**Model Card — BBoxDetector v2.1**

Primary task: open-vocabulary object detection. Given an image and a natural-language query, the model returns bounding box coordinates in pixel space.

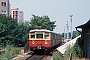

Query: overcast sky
[9,0,90,33]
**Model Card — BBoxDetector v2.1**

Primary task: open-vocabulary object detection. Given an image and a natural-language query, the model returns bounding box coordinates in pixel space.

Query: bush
[0,44,20,59]
[53,37,82,60]
[73,38,82,58]
[53,52,63,60]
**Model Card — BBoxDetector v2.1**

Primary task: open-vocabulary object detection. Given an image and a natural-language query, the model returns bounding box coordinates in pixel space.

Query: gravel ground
[41,56,53,60]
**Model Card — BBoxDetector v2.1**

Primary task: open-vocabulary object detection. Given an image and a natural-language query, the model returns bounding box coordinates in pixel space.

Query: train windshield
[36,32,43,38]
[31,32,35,38]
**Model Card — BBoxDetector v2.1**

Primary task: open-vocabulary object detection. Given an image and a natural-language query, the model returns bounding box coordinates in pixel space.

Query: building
[76,20,90,58]
[11,8,24,22]
[18,11,24,22]
[0,0,10,16]
[11,8,18,20]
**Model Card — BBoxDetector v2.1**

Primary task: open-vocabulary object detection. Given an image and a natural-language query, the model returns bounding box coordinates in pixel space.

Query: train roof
[30,29,51,32]
[30,29,61,35]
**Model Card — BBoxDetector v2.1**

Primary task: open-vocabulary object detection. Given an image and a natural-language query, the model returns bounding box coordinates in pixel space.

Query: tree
[13,22,30,46]
[73,31,81,38]
[0,14,18,46]
[0,14,30,47]
[30,15,56,31]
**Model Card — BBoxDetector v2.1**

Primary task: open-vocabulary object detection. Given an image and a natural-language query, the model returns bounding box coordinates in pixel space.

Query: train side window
[31,32,35,38]
[45,32,49,39]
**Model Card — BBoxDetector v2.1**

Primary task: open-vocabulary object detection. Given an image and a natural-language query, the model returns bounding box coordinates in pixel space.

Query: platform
[56,35,81,54]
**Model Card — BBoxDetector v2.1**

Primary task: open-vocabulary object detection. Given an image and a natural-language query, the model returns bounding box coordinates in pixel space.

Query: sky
[9,0,90,33]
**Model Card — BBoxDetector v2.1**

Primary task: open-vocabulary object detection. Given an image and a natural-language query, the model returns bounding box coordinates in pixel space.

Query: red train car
[29,29,62,53]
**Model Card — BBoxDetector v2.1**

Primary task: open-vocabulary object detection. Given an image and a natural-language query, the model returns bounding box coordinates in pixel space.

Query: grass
[53,51,64,60]
[0,43,4,50]
[53,46,80,60]
[0,44,20,60]
[53,38,82,60]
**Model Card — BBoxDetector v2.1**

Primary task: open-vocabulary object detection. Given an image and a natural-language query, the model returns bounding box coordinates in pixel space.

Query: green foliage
[53,52,63,60]
[73,31,81,38]
[64,37,82,59]
[0,14,30,47]
[53,37,82,60]
[0,14,17,46]
[73,38,82,58]
[13,22,30,46]
[30,15,56,31]
[0,44,19,60]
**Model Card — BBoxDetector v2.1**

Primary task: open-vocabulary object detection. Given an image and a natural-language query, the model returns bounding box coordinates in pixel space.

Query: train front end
[29,29,51,53]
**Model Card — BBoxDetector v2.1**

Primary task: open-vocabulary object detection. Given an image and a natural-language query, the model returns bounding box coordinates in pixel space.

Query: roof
[30,29,51,32]
[76,20,90,29]
[30,29,61,35]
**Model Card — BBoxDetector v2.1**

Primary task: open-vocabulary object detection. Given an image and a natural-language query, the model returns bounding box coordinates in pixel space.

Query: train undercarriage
[30,43,61,54]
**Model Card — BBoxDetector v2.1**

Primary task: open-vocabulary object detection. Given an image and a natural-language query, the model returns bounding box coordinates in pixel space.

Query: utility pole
[70,15,73,40]
[66,21,69,39]
[64,27,65,40]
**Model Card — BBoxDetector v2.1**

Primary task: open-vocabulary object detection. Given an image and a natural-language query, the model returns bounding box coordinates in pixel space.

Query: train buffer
[56,35,81,55]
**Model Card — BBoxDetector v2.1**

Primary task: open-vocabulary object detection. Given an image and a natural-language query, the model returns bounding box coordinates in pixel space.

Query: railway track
[12,47,54,60]
[12,50,52,60]
[11,51,33,60]
[26,55,45,60]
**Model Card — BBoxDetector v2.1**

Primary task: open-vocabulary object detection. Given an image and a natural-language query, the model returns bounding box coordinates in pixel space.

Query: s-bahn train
[29,29,62,53]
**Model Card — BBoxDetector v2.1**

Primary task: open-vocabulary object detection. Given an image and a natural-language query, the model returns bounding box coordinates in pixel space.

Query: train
[29,29,62,53]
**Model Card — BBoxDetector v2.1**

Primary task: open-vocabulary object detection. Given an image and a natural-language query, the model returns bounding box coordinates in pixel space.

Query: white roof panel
[30,29,51,32]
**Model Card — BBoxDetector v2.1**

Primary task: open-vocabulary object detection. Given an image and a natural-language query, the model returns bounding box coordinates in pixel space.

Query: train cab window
[45,32,49,39]
[36,32,43,38]
[31,32,35,38]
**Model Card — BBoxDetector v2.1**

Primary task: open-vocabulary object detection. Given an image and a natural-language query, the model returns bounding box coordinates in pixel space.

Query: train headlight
[32,40,35,44]
[45,40,47,44]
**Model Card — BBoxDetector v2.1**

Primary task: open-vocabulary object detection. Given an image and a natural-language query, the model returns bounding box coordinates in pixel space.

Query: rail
[26,55,45,60]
